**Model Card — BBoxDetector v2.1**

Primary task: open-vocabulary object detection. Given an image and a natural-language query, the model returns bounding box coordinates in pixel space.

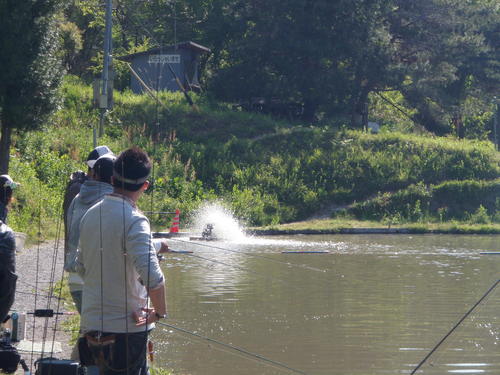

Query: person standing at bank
[63,145,112,296]
[77,147,167,375]
[65,151,115,313]
[0,175,20,323]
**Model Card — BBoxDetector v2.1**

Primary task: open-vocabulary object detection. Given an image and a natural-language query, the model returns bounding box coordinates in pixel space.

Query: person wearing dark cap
[77,147,167,375]
[0,175,20,323]
[65,153,116,314]
[63,146,113,267]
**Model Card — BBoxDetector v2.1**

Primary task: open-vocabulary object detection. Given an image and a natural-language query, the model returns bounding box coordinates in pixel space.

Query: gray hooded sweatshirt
[65,180,113,290]
[77,194,164,333]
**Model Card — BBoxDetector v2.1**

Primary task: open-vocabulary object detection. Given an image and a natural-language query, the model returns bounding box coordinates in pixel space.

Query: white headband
[113,170,149,185]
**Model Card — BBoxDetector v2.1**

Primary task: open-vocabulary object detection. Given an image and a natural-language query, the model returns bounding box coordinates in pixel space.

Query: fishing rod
[410,279,500,374]
[157,321,310,375]
[168,248,314,292]
[169,237,327,273]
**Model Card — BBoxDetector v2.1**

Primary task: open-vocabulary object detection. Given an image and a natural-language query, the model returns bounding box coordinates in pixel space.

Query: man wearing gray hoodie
[65,152,115,313]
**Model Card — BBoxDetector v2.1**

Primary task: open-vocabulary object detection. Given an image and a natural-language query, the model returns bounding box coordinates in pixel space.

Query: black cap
[93,154,116,182]
[86,145,113,168]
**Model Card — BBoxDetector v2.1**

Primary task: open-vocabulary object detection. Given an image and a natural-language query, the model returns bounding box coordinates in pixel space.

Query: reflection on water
[154,234,500,375]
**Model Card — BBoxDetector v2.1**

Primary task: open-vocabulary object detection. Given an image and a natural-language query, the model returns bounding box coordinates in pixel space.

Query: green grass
[256,218,500,234]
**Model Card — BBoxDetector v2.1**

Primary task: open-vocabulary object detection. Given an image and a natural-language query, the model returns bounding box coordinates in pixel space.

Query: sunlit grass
[257,218,500,234]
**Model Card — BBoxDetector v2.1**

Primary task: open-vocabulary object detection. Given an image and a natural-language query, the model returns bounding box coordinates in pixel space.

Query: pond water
[152,234,500,375]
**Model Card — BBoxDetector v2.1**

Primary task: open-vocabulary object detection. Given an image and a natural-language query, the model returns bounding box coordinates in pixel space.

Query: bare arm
[152,239,170,254]
[149,282,167,316]
[133,282,167,326]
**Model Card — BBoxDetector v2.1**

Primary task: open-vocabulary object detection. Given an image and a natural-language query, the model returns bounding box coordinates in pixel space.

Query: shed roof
[117,41,211,62]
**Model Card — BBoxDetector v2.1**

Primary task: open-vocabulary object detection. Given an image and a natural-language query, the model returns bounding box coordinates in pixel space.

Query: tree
[207,0,403,123]
[63,0,498,138]
[388,0,500,135]
[0,0,64,173]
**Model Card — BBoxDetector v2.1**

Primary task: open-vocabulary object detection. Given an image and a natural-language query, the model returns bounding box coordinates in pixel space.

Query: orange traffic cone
[169,209,180,233]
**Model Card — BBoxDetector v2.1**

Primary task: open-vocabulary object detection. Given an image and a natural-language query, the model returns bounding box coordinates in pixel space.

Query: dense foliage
[7,79,500,236]
[350,179,500,224]
[60,0,500,142]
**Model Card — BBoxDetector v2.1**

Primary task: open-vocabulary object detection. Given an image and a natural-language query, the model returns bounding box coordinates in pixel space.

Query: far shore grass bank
[252,219,500,235]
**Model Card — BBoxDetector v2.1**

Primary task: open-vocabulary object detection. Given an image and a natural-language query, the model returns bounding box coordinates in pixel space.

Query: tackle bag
[0,339,21,374]
[35,357,81,375]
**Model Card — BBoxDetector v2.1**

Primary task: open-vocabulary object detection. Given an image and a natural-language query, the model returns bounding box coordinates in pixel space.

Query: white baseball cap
[86,145,113,168]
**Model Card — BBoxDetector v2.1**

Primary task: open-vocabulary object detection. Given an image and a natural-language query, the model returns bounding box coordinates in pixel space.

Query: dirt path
[10,239,74,373]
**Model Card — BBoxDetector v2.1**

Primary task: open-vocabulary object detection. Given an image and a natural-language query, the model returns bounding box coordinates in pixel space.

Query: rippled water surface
[152,234,500,375]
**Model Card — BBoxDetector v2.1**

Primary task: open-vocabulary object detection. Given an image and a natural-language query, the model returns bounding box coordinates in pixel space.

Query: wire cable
[169,237,327,273]
[410,279,500,374]
[169,250,319,293]
[157,321,310,375]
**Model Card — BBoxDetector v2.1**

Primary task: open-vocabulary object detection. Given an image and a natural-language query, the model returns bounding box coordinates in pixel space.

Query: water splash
[190,202,247,241]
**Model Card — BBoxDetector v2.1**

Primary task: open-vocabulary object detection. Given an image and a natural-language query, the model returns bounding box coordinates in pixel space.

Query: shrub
[431,179,500,219]
[468,205,491,224]
[349,179,500,222]
[350,182,431,221]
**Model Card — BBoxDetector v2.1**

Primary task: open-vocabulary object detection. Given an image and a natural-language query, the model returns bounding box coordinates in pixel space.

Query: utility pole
[494,96,499,151]
[95,0,113,147]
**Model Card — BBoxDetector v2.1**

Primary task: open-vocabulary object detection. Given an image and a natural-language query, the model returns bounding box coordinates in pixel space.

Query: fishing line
[47,218,69,360]
[120,161,131,375]
[39,185,68,362]
[410,279,500,375]
[169,237,327,273]
[178,253,303,290]
[157,321,310,375]
[25,176,61,370]
[29,178,43,369]
[141,22,164,365]
[169,249,321,293]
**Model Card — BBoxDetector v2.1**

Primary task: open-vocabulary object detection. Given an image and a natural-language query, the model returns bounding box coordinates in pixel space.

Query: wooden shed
[118,41,210,94]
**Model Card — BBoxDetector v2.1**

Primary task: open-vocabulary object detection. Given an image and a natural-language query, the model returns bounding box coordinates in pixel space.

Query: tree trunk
[453,113,464,139]
[350,88,369,129]
[302,99,318,123]
[0,120,12,174]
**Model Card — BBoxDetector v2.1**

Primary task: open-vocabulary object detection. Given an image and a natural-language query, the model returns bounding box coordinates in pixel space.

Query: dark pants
[80,330,149,375]
[0,270,17,323]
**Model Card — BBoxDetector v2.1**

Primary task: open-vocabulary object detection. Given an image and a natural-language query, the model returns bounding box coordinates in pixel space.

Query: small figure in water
[202,223,214,240]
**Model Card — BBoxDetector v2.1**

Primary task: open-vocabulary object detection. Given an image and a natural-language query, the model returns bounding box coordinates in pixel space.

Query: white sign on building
[148,54,181,64]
